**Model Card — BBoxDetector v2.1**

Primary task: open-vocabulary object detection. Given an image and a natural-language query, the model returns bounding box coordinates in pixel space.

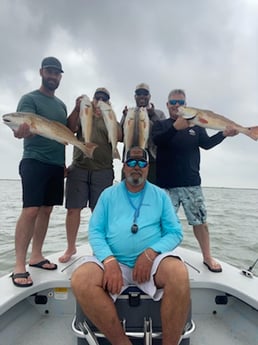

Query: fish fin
[246,126,258,141]
[198,117,209,124]
[113,148,121,160]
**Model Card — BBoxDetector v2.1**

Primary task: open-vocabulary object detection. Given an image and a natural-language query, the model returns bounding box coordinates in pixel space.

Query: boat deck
[1,283,257,345]
[0,245,257,345]
[1,297,256,345]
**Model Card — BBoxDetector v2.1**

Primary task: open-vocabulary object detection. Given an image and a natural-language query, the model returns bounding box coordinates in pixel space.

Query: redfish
[177,106,258,141]
[79,94,93,143]
[98,100,121,159]
[2,112,97,158]
[123,107,150,153]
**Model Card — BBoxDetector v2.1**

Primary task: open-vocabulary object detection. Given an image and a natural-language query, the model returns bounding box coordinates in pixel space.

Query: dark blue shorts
[19,158,64,208]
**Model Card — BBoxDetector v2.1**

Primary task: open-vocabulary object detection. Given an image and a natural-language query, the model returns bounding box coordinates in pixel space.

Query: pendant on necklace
[131,224,139,234]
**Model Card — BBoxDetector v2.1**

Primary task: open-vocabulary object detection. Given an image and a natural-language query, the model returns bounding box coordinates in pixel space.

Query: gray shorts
[78,251,181,301]
[65,165,114,209]
[166,186,207,226]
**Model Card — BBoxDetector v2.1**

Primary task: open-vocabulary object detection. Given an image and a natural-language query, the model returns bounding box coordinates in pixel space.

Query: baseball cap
[125,147,149,162]
[41,56,64,73]
[94,87,110,99]
[135,83,150,93]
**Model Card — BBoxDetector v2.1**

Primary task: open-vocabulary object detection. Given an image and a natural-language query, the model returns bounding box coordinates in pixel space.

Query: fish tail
[80,142,98,158]
[113,148,121,160]
[244,126,258,141]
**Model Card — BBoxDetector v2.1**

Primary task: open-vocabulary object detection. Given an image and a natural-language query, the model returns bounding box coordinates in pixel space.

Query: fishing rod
[241,257,258,278]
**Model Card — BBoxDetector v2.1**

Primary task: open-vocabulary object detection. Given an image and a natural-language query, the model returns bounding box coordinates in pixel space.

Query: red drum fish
[98,100,121,159]
[79,94,93,143]
[2,112,97,158]
[123,107,150,153]
[177,106,258,141]
[138,107,150,149]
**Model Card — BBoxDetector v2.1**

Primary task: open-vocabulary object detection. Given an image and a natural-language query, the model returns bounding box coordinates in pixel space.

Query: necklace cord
[124,181,146,225]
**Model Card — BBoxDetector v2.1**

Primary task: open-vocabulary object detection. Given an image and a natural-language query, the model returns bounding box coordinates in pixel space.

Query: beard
[136,98,148,107]
[42,77,60,91]
[126,174,145,186]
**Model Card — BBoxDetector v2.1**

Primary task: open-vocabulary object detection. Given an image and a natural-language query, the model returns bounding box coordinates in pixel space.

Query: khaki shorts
[78,251,181,301]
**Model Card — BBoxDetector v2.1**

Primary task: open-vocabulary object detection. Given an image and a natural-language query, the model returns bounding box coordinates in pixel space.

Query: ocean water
[0,179,258,277]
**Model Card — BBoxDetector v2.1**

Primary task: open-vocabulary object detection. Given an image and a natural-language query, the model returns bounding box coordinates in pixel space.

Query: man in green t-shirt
[11,57,67,287]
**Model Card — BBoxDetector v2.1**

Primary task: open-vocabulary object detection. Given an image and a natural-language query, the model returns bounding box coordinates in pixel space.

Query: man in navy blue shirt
[152,89,238,272]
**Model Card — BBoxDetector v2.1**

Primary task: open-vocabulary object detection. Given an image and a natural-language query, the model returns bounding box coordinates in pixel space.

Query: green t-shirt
[73,115,114,170]
[17,90,67,167]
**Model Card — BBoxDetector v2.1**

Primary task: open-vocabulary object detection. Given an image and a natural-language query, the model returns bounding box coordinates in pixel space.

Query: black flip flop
[29,259,58,270]
[10,272,33,288]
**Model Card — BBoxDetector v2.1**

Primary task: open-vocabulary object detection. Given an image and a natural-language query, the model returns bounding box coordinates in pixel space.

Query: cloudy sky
[0,0,257,188]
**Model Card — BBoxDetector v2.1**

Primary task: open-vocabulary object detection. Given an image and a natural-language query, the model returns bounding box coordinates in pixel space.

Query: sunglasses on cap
[135,89,149,96]
[125,159,148,168]
[94,93,110,102]
[169,99,185,106]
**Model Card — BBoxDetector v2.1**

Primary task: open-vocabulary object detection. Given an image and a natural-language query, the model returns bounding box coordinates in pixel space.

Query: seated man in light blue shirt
[71,146,190,345]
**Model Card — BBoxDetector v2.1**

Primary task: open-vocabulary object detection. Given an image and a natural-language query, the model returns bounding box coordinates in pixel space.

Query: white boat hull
[0,245,257,345]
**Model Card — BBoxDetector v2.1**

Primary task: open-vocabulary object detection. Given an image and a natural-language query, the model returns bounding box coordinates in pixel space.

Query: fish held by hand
[138,107,149,149]
[123,107,150,153]
[123,107,135,154]
[79,94,93,143]
[2,112,97,158]
[177,106,258,141]
[98,100,121,159]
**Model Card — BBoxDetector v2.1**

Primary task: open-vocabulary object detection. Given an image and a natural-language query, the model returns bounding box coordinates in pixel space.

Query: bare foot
[58,250,76,263]
[203,257,222,272]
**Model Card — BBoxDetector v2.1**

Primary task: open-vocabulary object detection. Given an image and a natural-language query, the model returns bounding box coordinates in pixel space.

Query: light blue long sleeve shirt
[89,181,183,268]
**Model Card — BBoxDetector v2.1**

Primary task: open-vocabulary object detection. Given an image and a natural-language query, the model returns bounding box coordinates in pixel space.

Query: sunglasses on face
[125,159,148,168]
[135,90,149,96]
[94,93,110,102]
[169,99,185,106]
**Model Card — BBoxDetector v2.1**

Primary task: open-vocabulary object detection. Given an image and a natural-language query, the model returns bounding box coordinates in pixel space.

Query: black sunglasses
[94,93,110,102]
[135,90,149,96]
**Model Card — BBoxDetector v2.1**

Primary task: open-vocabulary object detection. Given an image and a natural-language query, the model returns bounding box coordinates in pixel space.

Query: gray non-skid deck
[1,289,257,345]
[1,312,255,345]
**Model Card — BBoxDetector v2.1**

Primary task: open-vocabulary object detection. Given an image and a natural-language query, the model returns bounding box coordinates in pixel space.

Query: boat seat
[72,285,195,345]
